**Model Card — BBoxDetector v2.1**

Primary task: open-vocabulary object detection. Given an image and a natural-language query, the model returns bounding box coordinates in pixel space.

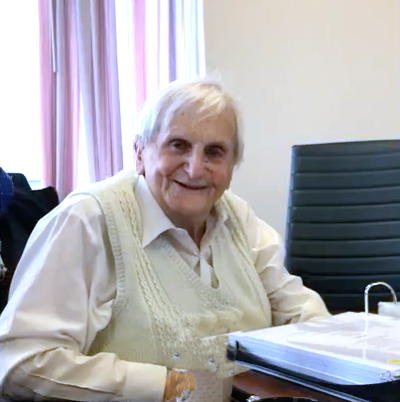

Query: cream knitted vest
[80,171,270,377]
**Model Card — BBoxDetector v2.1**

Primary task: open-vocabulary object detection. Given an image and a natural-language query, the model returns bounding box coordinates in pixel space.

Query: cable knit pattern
[113,179,239,375]
[217,195,271,315]
[78,170,269,399]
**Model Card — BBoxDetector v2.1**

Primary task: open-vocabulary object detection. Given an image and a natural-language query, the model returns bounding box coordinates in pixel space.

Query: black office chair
[285,139,400,313]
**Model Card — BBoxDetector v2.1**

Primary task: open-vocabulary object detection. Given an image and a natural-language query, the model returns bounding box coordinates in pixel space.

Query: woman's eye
[206,146,224,158]
[170,140,189,151]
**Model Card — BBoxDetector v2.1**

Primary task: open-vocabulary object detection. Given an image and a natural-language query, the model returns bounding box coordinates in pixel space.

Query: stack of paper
[229,312,400,385]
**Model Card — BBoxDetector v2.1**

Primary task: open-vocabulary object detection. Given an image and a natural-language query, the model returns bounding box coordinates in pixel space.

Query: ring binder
[364,281,397,316]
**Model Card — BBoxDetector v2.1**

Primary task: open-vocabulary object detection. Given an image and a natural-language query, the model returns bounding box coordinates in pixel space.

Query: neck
[187,222,206,247]
[170,215,207,247]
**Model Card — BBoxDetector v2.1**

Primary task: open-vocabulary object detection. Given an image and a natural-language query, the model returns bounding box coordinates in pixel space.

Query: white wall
[204,0,400,235]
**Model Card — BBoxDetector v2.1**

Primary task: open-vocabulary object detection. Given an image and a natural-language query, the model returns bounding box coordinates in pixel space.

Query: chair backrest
[0,173,59,312]
[285,139,400,313]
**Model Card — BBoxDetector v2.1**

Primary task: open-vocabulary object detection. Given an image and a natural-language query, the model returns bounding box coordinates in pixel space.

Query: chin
[171,202,210,220]
[175,205,208,217]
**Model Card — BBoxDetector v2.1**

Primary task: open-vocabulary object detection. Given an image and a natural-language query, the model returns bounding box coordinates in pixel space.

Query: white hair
[135,79,243,164]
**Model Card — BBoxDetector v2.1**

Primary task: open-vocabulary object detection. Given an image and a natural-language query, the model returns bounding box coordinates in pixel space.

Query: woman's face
[136,107,236,230]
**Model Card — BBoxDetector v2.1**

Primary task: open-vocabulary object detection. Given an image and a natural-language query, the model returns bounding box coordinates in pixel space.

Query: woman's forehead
[166,104,235,131]
[160,116,235,149]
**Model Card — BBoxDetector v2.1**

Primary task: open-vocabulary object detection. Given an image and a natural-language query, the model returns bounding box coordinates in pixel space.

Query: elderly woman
[0,80,329,401]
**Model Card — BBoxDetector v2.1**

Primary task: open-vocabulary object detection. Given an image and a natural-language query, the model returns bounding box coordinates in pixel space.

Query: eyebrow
[164,130,233,149]
[206,141,229,148]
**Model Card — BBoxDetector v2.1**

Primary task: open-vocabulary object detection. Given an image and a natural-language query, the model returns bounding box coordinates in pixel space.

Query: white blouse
[0,176,329,401]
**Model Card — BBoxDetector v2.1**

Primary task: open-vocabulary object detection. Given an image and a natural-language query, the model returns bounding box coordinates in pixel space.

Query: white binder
[229,312,400,385]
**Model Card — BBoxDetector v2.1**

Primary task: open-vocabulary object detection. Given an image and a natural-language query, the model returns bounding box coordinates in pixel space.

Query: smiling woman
[134,83,238,244]
[0,79,329,402]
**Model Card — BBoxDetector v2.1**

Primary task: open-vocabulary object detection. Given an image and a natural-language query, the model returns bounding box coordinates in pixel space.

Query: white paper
[229,312,400,385]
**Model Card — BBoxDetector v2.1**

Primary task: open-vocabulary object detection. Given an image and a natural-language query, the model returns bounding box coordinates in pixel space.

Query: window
[0,1,43,188]
[0,0,204,190]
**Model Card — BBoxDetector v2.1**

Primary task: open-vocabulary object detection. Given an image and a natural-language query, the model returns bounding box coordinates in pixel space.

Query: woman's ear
[134,136,145,175]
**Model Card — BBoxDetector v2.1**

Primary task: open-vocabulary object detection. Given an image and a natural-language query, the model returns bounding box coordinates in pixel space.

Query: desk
[233,371,346,401]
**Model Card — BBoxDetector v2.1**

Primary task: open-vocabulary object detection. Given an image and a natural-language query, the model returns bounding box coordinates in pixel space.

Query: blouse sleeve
[0,195,166,401]
[229,192,330,326]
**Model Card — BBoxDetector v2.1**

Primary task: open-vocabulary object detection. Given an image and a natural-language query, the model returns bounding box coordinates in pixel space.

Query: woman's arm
[0,195,166,401]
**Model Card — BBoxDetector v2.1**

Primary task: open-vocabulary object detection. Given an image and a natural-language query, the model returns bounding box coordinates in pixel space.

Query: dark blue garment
[0,167,14,215]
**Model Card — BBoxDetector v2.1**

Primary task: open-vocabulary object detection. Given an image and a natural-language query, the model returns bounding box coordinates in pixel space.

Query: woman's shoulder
[71,170,138,198]
[222,189,281,245]
[39,193,104,230]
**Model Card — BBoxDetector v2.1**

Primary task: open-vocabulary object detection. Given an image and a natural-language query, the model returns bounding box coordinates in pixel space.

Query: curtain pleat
[133,0,147,112]
[38,0,55,186]
[39,0,79,199]
[76,0,123,182]
[168,0,177,82]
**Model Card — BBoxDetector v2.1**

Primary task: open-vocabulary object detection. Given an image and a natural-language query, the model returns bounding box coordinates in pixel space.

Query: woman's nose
[186,150,206,179]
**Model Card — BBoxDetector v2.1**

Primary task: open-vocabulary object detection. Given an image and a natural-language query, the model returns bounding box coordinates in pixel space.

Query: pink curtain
[131,0,204,110]
[76,0,123,182]
[38,0,79,199]
[133,0,146,112]
[38,0,203,194]
[39,0,123,194]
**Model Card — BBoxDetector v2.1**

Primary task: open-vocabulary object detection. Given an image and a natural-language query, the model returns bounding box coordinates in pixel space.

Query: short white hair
[136,79,243,164]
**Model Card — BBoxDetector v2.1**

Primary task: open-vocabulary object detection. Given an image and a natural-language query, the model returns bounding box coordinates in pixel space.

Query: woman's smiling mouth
[173,180,208,190]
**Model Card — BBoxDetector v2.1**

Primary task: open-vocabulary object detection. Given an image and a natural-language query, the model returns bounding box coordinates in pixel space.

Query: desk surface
[233,370,345,401]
